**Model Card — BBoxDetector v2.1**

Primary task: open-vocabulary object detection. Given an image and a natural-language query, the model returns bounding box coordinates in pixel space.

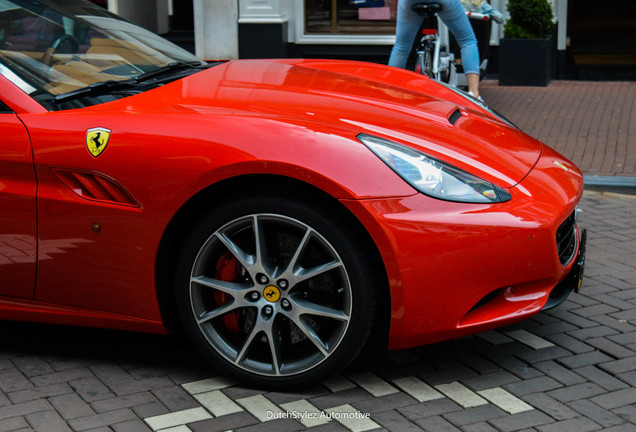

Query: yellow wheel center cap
[263,286,280,302]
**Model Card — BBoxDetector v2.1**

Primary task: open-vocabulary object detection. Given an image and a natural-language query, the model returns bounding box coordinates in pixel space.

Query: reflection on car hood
[105,59,543,187]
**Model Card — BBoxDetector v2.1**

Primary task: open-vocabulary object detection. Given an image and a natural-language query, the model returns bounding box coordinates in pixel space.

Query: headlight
[359,134,511,203]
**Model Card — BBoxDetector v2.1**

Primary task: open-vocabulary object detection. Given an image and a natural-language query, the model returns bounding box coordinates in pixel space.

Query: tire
[423,43,434,78]
[437,50,451,83]
[174,194,376,388]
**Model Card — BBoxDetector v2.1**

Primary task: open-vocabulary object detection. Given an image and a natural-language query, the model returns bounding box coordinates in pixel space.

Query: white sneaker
[467,91,484,102]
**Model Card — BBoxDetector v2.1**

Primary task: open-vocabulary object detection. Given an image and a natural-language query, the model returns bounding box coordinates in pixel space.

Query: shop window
[305,0,397,35]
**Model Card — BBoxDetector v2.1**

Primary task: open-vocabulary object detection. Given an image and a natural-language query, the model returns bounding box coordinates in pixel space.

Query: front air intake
[556,210,577,265]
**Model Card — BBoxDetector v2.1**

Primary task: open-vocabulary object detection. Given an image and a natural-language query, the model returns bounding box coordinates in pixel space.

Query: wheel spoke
[252,215,270,271]
[285,227,312,274]
[289,315,330,356]
[283,228,343,285]
[266,321,283,375]
[233,317,282,375]
[191,275,249,296]
[197,302,240,324]
[234,323,260,365]
[216,231,254,269]
[294,259,343,284]
[291,296,349,322]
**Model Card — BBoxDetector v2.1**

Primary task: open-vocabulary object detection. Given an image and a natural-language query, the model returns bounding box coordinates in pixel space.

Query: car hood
[110,59,543,187]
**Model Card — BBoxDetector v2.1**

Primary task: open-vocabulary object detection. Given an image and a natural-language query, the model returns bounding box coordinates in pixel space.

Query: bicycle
[411,2,495,89]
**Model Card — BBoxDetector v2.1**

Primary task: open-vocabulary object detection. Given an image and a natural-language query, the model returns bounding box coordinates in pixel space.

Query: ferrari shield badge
[86,127,111,157]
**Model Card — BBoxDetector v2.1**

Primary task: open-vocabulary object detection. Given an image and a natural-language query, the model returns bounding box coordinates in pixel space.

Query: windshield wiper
[133,60,208,83]
[53,79,143,105]
[53,61,210,106]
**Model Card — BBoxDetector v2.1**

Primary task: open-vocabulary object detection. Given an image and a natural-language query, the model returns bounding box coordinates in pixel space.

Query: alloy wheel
[188,213,353,377]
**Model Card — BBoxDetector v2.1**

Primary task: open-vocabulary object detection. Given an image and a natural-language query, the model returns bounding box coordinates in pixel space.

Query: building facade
[106,0,636,80]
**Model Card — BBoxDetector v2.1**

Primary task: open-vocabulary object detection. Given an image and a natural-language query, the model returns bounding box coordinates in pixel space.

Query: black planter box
[498,36,553,86]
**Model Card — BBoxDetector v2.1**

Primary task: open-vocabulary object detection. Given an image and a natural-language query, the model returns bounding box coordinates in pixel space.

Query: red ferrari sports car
[0,0,585,387]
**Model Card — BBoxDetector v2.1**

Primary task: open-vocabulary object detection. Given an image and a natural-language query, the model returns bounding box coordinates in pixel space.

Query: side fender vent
[52,169,139,207]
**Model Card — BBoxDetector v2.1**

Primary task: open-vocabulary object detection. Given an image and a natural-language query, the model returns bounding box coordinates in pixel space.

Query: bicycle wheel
[435,49,453,83]
[415,42,434,78]
[423,43,434,78]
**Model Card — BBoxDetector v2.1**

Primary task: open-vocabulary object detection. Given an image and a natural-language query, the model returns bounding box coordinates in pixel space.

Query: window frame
[293,0,396,45]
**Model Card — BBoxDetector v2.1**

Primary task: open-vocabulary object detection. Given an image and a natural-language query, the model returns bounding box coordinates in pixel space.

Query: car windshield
[0,0,207,110]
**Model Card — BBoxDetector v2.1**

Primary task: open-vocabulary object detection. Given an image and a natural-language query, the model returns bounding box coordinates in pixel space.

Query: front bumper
[342,145,585,350]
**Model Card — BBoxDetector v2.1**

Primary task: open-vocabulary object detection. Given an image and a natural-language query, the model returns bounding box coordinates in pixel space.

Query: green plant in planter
[504,0,554,39]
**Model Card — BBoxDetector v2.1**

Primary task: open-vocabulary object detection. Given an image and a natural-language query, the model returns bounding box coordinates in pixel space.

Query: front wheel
[174,195,377,388]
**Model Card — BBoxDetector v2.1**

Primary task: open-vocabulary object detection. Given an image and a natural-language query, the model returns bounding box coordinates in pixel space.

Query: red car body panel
[344,145,582,349]
[0,57,584,349]
[0,111,37,299]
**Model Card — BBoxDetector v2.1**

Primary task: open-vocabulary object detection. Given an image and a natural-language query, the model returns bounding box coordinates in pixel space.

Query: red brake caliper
[214,251,241,334]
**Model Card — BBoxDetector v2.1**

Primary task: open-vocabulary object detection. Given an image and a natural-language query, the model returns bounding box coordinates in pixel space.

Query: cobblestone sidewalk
[1,189,635,432]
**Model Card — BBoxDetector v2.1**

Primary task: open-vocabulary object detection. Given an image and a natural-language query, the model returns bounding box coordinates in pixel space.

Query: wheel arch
[155,173,391,350]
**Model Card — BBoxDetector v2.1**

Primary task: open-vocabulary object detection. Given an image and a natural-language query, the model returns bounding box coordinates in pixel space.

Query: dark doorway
[164,1,195,54]
[566,0,636,79]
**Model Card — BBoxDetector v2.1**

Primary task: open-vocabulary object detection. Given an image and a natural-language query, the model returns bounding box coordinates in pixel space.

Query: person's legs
[389,0,481,97]
[466,73,480,98]
[388,0,423,69]
[436,0,481,97]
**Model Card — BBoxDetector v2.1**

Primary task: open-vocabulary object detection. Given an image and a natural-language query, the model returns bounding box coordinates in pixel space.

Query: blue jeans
[388,0,480,75]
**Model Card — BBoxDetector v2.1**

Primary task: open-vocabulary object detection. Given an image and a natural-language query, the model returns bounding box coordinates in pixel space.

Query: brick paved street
[1,81,635,432]
[481,80,636,178]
